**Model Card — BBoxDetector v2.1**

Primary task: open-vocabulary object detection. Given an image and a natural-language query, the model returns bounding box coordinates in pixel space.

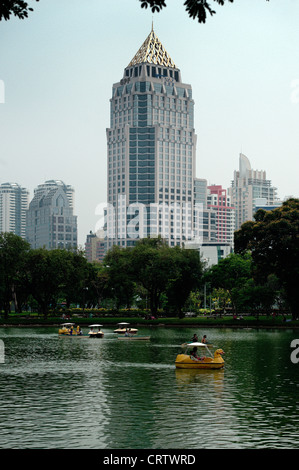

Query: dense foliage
[1,197,298,320]
[0,234,203,318]
[0,0,39,21]
[1,1,271,23]
[234,198,299,320]
[140,0,269,23]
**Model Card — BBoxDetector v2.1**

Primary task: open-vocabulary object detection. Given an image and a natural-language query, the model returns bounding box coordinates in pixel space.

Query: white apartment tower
[0,182,29,239]
[229,153,278,230]
[207,184,235,247]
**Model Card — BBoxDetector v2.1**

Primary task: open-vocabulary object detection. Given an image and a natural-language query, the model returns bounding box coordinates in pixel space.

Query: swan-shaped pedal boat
[58,323,83,336]
[175,342,225,369]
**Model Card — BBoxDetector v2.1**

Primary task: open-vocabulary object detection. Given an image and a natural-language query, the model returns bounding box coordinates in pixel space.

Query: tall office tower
[229,153,278,230]
[26,180,77,249]
[207,185,235,247]
[106,26,198,250]
[0,182,29,239]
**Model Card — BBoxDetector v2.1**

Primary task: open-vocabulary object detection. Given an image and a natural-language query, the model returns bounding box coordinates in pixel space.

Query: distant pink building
[207,185,235,247]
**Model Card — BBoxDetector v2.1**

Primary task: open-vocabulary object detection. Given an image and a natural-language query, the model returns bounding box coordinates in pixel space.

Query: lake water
[0,325,298,449]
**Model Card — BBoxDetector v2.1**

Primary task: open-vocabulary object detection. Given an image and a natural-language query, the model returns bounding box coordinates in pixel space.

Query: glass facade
[129,127,155,205]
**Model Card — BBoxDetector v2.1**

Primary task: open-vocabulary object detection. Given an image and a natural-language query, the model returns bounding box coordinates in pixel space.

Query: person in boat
[190,347,201,360]
[125,328,132,337]
[76,325,82,335]
[192,333,198,342]
[201,335,207,344]
[190,347,206,361]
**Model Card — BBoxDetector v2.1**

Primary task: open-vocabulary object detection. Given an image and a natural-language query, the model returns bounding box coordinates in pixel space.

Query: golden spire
[127,28,176,68]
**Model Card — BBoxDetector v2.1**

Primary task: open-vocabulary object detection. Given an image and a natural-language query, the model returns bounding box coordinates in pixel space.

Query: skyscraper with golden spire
[105,26,198,249]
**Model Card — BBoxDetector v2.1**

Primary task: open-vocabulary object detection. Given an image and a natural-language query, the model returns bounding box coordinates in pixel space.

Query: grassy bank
[0,313,298,328]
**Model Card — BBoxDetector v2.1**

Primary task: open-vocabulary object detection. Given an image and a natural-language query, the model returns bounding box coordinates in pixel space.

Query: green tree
[204,252,252,314]
[234,198,299,320]
[0,0,39,21]
[87,262,110,308]
[103,245,136,309]
[24,248,74,317]
[0,232,31,317]
[230,278,277,316]
[165,246,203,317]
[62,249,93,309]
[140,0,269,24]
[130,237,176,316]
[211,287,231,312]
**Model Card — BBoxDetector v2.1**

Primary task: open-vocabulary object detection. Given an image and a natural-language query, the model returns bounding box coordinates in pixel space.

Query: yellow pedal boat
[175,342,225,370]
[58,323,83,336]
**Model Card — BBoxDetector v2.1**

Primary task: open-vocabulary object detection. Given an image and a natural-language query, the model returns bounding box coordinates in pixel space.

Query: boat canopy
[60,323,75,327]
[89,324,103,328]
[186,342,207,348]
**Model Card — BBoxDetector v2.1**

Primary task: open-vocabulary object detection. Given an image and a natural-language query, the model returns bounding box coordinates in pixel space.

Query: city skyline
[1,0,299,246]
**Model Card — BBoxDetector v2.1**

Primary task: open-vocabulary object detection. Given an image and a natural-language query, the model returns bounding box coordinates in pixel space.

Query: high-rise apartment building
[26,180,77,249]
[85,230,105,263]
[105,26,199,249]
[0,182,29,239]
[190,179,232,266]
[229,153,278,230]
[207,184,235,247]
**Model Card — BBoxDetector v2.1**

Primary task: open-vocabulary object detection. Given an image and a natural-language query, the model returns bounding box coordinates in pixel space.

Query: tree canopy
[0,232,204,318]
[0,1,39,21]
[0,0,271,23]
[140,0,269,24]
[234,198,299,319]
[102,236,203,317]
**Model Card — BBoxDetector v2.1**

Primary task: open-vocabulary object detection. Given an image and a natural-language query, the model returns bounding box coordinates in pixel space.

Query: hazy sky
[1,0,299,246]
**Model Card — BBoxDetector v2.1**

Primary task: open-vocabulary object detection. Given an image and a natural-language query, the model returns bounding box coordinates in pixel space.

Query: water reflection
[0,326,298,448]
